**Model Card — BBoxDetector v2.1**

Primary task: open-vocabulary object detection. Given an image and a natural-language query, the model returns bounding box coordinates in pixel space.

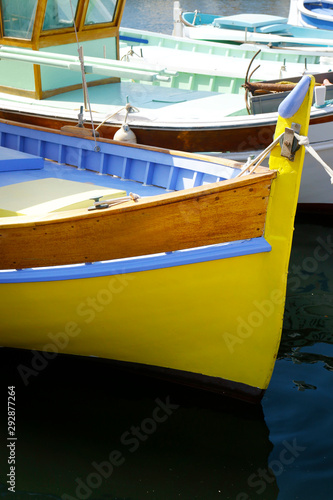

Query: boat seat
[0,178,127,217]
[257,23,291,33]
[0,146,44,172]
[212,14,288,30]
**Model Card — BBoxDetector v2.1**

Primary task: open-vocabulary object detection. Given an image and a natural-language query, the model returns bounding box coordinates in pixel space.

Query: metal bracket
[280,123,301,161]
[88,196,109,211]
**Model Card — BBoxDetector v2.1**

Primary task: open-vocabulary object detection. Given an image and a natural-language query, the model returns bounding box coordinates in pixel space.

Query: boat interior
[0,121,243,219]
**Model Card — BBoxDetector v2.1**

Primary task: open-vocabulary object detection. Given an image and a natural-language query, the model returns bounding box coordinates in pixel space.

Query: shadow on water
[0,347,278,500]
[1,215,332,500]
[279,212,333,375]
[261,212,333,500]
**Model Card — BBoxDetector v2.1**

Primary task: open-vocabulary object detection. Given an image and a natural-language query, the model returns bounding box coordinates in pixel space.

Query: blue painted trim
[300,13,333,30]
[314,98,333,109]
[119,35,149,44]
[0,237,271,284]
[278,75,311,119]
[0,146,44,171]
[0,122,235,184]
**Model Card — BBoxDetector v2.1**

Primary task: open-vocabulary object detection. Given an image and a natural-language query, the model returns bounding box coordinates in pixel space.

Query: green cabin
[0,0,126,98]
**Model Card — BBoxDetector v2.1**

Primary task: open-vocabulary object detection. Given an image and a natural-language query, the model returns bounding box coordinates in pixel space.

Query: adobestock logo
[236,438,307,499]
[288,234,333,291]
[223,289,284,353]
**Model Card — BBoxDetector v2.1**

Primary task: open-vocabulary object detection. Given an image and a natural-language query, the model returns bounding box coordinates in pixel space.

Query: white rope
[236,132,284,177]
[93,192,141,209]
[295,133,333,184]
[237,131,333,184]
[69,0,99,151]
[95,103,139,132]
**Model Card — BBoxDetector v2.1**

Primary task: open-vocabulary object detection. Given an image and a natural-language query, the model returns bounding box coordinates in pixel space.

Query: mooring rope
[236,132,284,177]
[295,133,333,183]
[95,102,139,132]
[237,131,333,184]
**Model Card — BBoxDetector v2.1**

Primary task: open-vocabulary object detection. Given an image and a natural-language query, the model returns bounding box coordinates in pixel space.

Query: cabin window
[1,0,37,39]
[85,0,118,25]
[42,0,79,31]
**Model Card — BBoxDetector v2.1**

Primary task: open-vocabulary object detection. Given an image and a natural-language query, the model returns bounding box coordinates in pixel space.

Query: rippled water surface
[0,1,333,499]
[121,0,292,34]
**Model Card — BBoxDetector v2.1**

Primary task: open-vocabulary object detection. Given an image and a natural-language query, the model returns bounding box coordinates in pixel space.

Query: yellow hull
[0,75,314,402]
[1,245,284,400]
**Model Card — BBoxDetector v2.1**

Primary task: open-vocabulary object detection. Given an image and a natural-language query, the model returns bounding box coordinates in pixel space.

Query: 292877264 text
[7,386,16,493]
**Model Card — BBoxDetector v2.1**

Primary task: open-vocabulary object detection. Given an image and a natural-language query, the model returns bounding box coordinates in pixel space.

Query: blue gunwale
[0,121,238,195]
[0,237,271,283]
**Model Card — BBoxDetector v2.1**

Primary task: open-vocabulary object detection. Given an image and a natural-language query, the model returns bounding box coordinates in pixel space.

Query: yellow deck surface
[0,178,126,216]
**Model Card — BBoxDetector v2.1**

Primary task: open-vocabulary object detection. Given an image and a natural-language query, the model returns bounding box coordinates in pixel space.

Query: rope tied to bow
[294,133,333,184]
[237,131,333,184]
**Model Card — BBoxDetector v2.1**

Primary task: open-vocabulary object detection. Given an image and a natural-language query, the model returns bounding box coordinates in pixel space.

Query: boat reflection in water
[279,217,333,378]
[0,347,279,499]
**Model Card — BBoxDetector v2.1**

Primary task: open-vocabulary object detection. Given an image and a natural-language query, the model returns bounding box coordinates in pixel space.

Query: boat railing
[0,46,177,83]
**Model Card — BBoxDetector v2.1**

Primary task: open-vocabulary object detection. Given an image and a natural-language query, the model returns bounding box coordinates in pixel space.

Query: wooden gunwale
[0,110,278,152]
[0,170,275,269]
[0,108,332,152]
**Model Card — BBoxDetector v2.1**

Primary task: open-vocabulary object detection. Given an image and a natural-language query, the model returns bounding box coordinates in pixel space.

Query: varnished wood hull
[0,108,273,152]
[0,172,274,270]
[1,108,333,153]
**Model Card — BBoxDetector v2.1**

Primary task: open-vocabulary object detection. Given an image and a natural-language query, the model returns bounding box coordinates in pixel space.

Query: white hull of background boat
[122,25,333,58]
[0,86,332,208]
[119,29,333,82]
[216,137,333,208]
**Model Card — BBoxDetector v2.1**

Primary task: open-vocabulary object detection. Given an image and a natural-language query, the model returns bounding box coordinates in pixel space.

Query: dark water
[1,1,333,499]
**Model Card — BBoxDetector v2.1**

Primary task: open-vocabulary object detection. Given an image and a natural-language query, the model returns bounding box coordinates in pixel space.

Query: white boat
[180,7,333,47]
[119,28,333,83]
[288,0,333,30]
[0,0,332,211]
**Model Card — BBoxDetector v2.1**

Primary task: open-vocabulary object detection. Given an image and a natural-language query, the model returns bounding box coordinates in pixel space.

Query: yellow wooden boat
[0,75,314,402]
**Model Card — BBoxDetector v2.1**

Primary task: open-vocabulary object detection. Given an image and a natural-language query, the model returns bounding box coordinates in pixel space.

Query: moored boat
[180,9,333,47]
[119,26,333,78]
[0,75,315,402]
[0,0,332,211]
[217,71,333,210]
